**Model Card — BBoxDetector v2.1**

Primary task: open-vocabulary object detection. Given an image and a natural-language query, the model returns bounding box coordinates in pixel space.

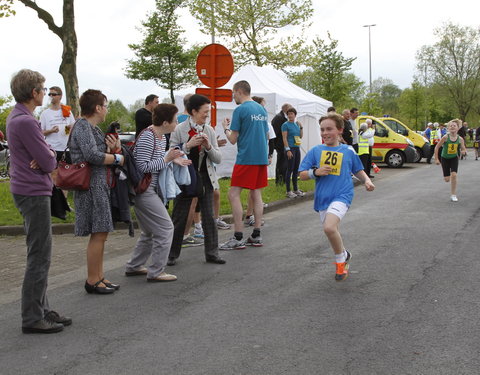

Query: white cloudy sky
[0,0,478,107]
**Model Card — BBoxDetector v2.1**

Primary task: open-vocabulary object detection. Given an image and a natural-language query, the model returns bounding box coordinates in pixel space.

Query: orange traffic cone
[371,163,381,173]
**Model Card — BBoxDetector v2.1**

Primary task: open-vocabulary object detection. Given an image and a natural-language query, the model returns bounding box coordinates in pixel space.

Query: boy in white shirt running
[299,113,375,281]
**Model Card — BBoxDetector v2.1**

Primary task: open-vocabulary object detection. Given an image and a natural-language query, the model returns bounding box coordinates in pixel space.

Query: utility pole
[363,24,376,93]
[424,64,428,127]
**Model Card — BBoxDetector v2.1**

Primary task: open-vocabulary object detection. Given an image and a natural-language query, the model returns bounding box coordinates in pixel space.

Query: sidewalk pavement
[0,177,367,305]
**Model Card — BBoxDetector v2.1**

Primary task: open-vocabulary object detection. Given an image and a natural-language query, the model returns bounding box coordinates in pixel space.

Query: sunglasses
[48,93,60,97]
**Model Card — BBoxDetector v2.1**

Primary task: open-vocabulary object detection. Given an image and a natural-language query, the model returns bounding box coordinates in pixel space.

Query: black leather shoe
[206,256,226,264]
[101,278,120,290]
[84,280,115,294]
[22,319,64,334]
[44,310,72,326]
[167,258,176,266]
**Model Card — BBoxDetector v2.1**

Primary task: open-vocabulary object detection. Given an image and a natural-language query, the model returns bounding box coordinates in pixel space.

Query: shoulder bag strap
[132,127,157,161]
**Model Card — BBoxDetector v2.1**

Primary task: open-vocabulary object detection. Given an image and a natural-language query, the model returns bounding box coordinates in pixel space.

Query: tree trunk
[19,0,80,117]
[59,0,79,117]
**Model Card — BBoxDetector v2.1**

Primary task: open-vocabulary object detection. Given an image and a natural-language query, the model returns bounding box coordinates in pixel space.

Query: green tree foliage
[99,99,133,132]
[0,0,15,17]
[289,34,363,106]
[428,84,457,123]
[189,0,313,69]
[128,99,145,127]
[398,81,455,130]
[0,95,14,136]
[398,81,425,130]
[0,0,80,116]
[125,0,199,104]
[371,77,402,116]
[360,93,382,117]
[417,22,480,120]
[344,73,367,106]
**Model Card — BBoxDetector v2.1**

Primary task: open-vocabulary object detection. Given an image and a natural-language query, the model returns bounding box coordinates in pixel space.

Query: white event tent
[175,65,332,178]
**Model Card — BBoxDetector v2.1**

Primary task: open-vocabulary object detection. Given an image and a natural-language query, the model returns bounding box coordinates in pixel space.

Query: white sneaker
[293,190,305,197]
[219,237,246,250]
[451,195,458,202]
[244,216,255,226]
[244,216,265,227]
[286,191,297,198]
[216,218,231,230]
[193,226,204,238]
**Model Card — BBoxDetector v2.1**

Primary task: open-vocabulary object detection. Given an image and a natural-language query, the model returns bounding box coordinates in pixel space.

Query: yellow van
[356,115,417,168]
[381,116,430,163]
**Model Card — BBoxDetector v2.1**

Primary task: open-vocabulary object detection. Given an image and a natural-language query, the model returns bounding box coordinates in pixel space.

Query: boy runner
[434,119,466,202]
[299,113,375,281]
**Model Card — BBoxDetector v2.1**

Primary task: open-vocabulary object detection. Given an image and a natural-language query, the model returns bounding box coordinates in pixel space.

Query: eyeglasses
[48,93,60,97]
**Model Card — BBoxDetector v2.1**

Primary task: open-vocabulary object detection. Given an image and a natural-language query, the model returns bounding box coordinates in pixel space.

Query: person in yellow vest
[357,122,375,177]
[426,123,439,164]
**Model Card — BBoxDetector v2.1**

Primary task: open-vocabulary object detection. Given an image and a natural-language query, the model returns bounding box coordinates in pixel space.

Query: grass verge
[0,178,315,227]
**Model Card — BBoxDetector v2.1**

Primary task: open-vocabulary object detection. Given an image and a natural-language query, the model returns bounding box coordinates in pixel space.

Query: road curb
[0,179,361,236]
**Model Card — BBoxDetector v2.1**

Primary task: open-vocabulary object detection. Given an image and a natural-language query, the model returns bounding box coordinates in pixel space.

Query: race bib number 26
[320,150,343,176]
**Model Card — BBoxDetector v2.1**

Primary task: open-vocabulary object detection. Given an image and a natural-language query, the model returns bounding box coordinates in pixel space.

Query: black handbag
[51,185,71,220]
[178,163,202,197]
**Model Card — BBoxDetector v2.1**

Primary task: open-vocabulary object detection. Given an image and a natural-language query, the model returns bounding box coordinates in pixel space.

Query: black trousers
[285,147,300,192]
[359,153,370,176]
[169,173,218,260]
[274,147,286,185]
[367,146,372,176]
[427,144,435,163]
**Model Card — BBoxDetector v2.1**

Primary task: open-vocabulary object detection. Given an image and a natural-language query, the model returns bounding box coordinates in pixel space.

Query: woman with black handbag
[167,94,226,266]
[69,89,124,295]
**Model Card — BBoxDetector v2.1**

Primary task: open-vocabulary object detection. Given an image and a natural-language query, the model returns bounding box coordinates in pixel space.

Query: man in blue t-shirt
[221,80,269,249]
[299,113,374,282]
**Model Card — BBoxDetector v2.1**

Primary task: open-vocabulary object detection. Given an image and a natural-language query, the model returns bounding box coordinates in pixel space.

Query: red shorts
[231,165,268,190]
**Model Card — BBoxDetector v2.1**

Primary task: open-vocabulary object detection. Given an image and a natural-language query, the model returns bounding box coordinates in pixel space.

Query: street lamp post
[363,24,376,93]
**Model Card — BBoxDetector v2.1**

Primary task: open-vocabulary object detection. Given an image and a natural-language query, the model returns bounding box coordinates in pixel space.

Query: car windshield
[374,122,389,138]
[384,120,408,136]
[118,133,135,146]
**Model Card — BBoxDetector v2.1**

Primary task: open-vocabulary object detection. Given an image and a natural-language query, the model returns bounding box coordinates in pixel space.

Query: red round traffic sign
[196,44,234,88]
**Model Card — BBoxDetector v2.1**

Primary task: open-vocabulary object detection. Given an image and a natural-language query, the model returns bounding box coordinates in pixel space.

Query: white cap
[428,122,433,126]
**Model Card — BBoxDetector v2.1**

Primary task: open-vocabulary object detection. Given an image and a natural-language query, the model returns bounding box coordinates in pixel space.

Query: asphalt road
[1,159,480,375]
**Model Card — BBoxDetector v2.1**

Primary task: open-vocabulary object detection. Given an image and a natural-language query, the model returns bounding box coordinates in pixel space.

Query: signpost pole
[210,44,217,127]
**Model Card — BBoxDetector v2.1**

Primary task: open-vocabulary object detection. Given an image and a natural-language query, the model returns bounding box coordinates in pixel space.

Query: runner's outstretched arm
[353,170,375,191]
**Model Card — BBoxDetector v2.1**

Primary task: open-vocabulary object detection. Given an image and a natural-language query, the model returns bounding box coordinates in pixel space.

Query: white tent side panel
[174,65,332,178]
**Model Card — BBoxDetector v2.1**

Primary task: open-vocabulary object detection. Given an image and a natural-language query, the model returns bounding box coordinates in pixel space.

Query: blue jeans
[13,194,52,327]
